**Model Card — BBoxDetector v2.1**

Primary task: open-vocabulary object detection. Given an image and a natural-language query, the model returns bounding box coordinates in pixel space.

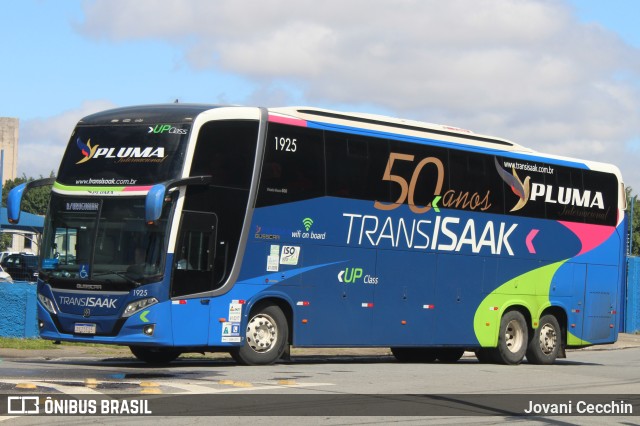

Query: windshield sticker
[75,137,167,165]
[78,264,90,279]
[148,124,188,135]
[53,182,153,196]
[42,258,59,270]
[76,138,98,164]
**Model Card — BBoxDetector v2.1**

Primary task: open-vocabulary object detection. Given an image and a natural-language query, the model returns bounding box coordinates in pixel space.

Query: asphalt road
[0,334,638,425]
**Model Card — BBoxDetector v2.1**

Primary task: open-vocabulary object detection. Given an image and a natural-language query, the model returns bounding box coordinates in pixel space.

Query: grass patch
[0,337,57,350]
[0,337,128,351]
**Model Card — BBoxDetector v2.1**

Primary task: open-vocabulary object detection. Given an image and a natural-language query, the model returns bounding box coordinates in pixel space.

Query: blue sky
[1,0,639,192]
[568,0,639,47]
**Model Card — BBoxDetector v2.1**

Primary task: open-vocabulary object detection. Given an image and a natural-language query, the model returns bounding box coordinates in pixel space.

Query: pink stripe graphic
[268,114,307,127]
[558,221,615,256]
[123,186,153,192]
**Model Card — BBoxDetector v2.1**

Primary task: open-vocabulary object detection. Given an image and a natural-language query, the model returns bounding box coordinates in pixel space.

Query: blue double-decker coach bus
[9,104,626,365]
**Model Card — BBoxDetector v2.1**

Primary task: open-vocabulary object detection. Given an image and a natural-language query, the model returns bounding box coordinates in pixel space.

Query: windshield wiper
[91,271,141,287]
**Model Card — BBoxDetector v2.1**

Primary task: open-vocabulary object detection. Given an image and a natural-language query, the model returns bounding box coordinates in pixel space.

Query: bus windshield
[40,194,173,287]
[56,123,191,186]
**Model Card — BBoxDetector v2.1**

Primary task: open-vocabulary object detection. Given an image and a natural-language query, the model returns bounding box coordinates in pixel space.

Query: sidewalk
[576,332,640,351]
[0,333,638,361]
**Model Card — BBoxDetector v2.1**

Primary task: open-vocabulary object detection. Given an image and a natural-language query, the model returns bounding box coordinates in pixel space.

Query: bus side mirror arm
[7,177,55,223]
[145,175,211,223]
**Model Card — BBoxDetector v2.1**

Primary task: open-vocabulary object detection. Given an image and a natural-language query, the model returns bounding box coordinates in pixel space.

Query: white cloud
[72,0,640,189]
[18,100,116,179]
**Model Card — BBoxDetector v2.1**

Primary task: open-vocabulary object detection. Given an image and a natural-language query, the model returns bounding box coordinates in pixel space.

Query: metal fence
[626,256,640,333]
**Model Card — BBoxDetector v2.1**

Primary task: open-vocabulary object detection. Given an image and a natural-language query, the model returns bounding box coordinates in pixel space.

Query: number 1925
[275,137,297,152]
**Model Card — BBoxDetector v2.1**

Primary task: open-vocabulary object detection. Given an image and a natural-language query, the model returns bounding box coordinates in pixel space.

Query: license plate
[74,323,96,334]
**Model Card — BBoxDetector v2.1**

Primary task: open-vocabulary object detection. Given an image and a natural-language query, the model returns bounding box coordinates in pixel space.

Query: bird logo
[76,137,99,164]
[494,157,530,212]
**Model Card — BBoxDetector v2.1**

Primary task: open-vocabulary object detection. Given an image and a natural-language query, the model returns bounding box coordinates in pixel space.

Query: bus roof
[268,106,624,183]
[78,104,222,125]
[269,106,531,153]
[74,103,623,185]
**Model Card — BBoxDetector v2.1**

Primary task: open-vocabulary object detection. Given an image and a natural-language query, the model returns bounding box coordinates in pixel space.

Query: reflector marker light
[361,303,374,308]
[422,304,435,309]
[232,299,246,304]
[172,300,187,305]
[296,301,310,306]
[489,306,498,311]
[571,309,581,313]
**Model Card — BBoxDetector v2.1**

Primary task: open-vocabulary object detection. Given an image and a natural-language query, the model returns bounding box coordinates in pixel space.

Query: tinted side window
[381,139,448,210]
[190,120,258,189]
[494,156,617,226]
[257,123,325,207]
[446,150,497,214]
[325,132,389,201]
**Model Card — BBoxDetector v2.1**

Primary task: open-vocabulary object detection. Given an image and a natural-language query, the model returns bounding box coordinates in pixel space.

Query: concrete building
[0,117,18,184]
[0,117,37,256]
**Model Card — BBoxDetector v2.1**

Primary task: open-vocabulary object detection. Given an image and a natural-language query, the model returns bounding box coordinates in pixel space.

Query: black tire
[526,314,561,365]
[494,310,528,365]
[129,346,181,364]
[474,348,497,364]
[436,348,465,363]
[391,348,437,363]
[230,303,288,366]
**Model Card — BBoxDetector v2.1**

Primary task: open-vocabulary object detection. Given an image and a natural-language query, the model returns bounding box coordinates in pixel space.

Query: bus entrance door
[170,210,218,346]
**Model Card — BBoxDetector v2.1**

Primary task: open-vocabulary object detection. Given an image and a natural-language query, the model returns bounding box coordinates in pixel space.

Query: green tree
[626,187,640,256]
[1,173,54,216]
[0,233,12,251]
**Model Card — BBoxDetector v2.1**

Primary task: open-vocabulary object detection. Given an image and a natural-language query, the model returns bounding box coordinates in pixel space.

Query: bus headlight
[38,293,57,314]
[122,297,158,318]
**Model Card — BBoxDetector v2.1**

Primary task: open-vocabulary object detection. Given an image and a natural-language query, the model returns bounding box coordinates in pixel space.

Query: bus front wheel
[129,346,181,364]
[230,303,289,366]
[494,310,528,365]
[526,314,561,365]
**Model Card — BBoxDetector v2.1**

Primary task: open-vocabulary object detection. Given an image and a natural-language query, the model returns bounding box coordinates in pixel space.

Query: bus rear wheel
[494,311,528,365]
[129,346,181,364]
[526,314,561,365]
[391,348,437,363]
[230,303,288,366]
